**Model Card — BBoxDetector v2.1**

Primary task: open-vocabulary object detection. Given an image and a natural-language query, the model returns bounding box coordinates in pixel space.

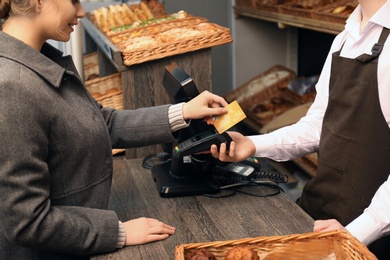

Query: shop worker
[211,0,390,258]
[0,0,228,259]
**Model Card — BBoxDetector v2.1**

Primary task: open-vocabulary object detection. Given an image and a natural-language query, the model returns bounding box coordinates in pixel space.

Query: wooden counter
[91,158,314,259]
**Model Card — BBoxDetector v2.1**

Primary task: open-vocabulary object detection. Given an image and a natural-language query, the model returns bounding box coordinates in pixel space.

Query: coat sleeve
[0,78,119,256]
[100,104,178,148]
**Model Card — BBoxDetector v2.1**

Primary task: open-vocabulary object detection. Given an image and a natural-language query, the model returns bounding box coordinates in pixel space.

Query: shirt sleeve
[346,175,390,245]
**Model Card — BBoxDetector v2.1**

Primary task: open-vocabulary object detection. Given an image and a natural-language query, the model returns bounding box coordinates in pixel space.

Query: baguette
[92,2,156,30]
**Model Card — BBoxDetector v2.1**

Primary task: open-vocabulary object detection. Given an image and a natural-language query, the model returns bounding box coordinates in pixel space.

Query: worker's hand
[313,219,346,232]
[182,91,228,120]
[210,131,256,162]
[123,217,175,246]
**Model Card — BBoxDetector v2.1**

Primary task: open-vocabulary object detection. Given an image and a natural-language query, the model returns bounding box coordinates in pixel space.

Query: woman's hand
[210,131,256,162]
[123,217,175,246]
[313,219,346,232]
[182,91,228,120]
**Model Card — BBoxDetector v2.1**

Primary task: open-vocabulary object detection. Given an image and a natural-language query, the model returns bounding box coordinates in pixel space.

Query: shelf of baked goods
[234,0,358,35]
[81,1,233,71]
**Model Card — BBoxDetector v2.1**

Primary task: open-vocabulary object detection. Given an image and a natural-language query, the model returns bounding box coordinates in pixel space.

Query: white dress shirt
[248,1,390,245]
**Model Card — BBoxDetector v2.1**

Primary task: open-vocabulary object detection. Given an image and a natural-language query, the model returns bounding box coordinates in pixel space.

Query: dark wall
[297,29,335,77]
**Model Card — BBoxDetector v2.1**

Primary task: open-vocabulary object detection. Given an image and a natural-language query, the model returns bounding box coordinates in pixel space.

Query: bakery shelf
[234,6,344,35]
[81,17,127,72]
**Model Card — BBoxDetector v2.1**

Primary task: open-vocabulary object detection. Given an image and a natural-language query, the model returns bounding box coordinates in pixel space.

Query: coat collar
[0,32,70,88]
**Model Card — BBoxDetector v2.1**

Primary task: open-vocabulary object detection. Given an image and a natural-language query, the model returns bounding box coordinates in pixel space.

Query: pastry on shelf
[331,2,358,15]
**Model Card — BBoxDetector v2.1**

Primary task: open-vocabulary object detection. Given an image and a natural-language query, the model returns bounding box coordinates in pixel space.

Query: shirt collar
[371,0,390,29]
[346,1,390,35]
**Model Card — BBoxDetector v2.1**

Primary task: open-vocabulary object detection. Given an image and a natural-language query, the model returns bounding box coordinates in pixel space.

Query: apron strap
[371,27,390,55]
[357,27,390,62]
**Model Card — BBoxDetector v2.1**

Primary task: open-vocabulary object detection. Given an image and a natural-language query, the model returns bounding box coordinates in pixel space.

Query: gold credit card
[212,100,246,134]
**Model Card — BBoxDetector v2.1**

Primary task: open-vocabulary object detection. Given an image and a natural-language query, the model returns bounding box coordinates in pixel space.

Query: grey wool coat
[0,32,177,259]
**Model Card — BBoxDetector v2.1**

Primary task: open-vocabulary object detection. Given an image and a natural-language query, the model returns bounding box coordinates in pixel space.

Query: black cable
[204,178,284,198]
[142,152,170,169]
[203,189,237,198]
[254,170,289,183]
[234,181,284,197]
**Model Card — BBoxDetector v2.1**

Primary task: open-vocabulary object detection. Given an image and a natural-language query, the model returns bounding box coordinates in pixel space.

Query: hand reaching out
[182,91,228,120]
[210,131,256,162]
[123,217,175,246]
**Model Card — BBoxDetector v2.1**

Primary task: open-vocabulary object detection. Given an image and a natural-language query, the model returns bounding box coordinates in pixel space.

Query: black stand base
[151,160,219,197]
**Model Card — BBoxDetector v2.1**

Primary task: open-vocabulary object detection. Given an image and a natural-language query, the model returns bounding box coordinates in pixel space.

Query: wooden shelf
[234,6,344,35]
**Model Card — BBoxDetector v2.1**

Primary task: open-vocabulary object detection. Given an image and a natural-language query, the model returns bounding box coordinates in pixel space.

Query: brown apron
[299,28,390,257]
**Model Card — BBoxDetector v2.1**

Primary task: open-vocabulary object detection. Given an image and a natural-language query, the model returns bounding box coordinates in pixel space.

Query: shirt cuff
[168,103,190,132]
[116,221,126,249]
[346,213,382,246]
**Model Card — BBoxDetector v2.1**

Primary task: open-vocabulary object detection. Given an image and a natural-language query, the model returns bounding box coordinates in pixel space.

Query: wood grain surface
[91,158,314,260]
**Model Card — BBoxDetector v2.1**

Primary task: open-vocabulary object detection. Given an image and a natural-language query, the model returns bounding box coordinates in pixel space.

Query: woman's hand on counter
[123,217,175,246]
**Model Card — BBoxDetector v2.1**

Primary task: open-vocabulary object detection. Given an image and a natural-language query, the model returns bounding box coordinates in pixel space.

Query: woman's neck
[2,16,44,51]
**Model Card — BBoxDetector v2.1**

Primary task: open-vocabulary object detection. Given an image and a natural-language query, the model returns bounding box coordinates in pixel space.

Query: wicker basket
[119,22,232,66]
[225,65,296,104]
[279,2,315,18]
[279,0,336,18]
[224,65,297,128]
[105,15,209,44]
[83,51,98,65]
[85,73,122,101]
[175,230,377,260]
[83,52,99,81]
[312,0,357,24]
[235,0,255,8]
[254,0,295,13]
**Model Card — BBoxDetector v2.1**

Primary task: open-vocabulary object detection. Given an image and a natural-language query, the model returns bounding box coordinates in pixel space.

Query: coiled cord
[254,170,289,183]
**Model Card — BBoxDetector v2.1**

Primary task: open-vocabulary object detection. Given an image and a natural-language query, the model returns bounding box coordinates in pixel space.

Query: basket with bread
[235,0,255,8]
[224,65,301,129]
[86,0,233,67]
[312,0,358,24]
[253,0,295,13]
[176,230,377,260]
[279,0,337,18]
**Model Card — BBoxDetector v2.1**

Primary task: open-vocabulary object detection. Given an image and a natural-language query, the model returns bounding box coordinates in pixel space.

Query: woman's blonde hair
[0,0,38,29]
[0,0,38,19]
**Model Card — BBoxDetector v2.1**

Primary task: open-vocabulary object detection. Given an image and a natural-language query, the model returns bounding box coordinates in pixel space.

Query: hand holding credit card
[212,100,246,134]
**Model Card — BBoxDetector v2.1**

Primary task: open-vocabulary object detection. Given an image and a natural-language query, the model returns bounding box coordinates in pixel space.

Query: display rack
[234,6,344,35]
[82,17,127,72]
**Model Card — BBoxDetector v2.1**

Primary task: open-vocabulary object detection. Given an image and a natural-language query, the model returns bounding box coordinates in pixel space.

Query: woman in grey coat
[0,0,228,259]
